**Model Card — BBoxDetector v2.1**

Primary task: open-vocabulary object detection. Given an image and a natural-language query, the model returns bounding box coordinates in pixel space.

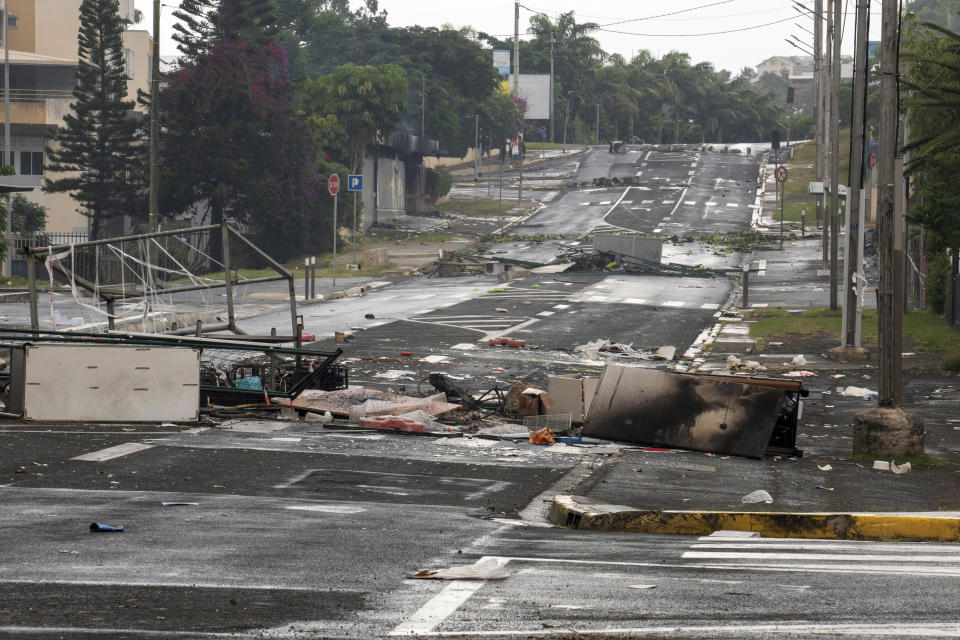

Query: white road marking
[622,298,647,305]
[587,296,609,302]
[692,541,960,553]
[726,202,739,208]
[286,504,365,514]
[598,201,612,206]
[452,343,475,350]
[0,626,234,637]
[750,303,769,308]
[71,443,154,462]
[552,304,570,310]
[400,623,960,637]
[536,311,555,317]
[682,551,960,563]
[653,228,663,234]
[662,300,686,307]
[700,303,720,310]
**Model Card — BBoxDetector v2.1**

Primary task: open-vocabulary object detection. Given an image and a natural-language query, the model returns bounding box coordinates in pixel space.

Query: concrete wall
[594,234,663,264]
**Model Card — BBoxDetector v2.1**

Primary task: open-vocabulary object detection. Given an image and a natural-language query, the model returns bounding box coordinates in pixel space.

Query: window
[124,48,134,79]
[19,151,43,176]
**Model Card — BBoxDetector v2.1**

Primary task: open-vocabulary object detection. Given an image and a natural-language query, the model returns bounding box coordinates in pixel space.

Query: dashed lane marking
[71,443,154,462]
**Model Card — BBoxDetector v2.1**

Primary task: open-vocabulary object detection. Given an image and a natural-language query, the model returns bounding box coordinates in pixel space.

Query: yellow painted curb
[549,495,960,542]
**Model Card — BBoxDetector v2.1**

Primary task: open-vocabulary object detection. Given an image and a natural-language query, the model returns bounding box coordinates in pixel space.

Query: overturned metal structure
[583,365,806,458]
[23,223,300,341]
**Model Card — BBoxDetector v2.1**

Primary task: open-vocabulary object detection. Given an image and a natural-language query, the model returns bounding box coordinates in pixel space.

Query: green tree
[300,63,408,174]
[10,196,48,235]
[43,0,142,240]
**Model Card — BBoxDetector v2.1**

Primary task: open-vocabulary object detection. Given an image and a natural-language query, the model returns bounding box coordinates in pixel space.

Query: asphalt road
[3,144,959,639]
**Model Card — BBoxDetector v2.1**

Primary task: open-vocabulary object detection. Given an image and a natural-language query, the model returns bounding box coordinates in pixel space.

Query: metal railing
[0,88,74,102]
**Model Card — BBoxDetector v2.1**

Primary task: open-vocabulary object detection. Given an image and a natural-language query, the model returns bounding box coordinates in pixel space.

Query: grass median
[747,307,960,372]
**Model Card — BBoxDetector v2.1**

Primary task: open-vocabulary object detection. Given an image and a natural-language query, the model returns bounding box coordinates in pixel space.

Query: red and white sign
[327,174,341,196]
[869,153,877,169]
[775,165,787,183]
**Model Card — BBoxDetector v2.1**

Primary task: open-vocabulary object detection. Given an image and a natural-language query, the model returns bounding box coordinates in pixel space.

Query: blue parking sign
[347,175,363,191]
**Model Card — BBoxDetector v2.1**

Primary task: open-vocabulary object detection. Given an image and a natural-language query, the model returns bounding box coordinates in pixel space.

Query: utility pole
[3,0,10,277]
[595,103,600,144]
[822,0,832,266]
[513,1,519,98]
[421,74,425,137]
[829,0,842,310]
[148,0,160,233]
[473,113,479,183]
[840,0,871,355]
[877,0,901,407]
[549,32,554,143]
[814,0,823,187]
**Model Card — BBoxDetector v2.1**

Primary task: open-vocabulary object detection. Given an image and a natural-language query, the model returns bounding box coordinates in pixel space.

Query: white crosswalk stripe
[682,536,960,577]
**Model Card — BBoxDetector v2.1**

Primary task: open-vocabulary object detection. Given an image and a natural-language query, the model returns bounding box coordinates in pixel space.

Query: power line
[597,14,798,37]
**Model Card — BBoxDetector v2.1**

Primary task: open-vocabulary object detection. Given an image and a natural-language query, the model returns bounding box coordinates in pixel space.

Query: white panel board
[20,344,200,422]
[514,74,551,120]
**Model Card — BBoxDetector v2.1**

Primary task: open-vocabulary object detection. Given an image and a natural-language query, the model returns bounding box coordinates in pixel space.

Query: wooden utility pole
[842,0,871,349]
[829,0,842,309]
[877,0,901,406]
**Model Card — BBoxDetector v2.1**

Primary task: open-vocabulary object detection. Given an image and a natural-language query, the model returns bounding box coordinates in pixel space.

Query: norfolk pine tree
[43,0,141,240]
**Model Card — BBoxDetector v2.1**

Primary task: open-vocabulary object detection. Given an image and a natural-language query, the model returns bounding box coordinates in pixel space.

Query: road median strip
[549,495,960,542]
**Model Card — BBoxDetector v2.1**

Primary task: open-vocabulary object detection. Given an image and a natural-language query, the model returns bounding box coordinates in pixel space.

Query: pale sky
[135,0,882,75]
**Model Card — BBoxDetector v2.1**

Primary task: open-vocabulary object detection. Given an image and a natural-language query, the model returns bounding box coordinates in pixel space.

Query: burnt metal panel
[583,365,786,458]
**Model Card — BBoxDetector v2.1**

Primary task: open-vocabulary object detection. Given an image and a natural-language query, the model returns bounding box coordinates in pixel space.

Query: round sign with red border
[775,165,787,183]
[328,174,341,196]
[869,153,877,169]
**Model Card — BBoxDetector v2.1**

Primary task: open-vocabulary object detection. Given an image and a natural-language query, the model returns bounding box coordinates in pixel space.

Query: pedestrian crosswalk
[682,535,960,577]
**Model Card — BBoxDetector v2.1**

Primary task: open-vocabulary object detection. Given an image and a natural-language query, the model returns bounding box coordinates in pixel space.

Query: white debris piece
[741,489,774,504]
[409,557,510,580]
[818,464,833,471]
[840,386,877,399]
[891,461,911,475]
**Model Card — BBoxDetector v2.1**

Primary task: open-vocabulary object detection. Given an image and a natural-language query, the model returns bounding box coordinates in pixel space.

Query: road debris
[741,490,774,504]
[583,366,806,458]
[410,557,510,580]
[840,386,877,399]
[529,428,555,445]
[90,523,124,532]
[818,464,834,471]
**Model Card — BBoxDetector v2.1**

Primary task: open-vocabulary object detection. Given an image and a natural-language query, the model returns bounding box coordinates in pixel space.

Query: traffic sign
[328,174,340,196]
[775,165,787,183]
[347,175,363,192]
[869,153,877,169]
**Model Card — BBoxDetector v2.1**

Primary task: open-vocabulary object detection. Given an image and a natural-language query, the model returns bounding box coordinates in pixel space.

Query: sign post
[328,174,340,287]
[347,174,363,266]
[775,165,788,249]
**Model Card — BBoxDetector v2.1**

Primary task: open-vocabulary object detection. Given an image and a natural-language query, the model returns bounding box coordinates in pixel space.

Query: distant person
[511,138,519,164]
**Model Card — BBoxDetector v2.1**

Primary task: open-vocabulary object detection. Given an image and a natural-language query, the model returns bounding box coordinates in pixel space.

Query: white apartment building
[3,0,153,233]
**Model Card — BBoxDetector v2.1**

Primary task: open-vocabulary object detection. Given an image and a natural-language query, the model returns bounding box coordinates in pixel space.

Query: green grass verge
[432,199,528,217]
[778,135,852,224]
[748,308,960,370]
[0,277,30,287]
[850,452,953,467]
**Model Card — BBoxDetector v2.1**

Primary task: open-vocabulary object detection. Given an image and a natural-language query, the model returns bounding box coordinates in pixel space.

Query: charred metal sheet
[583,365,789,458]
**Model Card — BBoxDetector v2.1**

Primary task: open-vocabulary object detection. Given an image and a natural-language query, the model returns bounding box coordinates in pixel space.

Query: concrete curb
[549,495,960,542]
